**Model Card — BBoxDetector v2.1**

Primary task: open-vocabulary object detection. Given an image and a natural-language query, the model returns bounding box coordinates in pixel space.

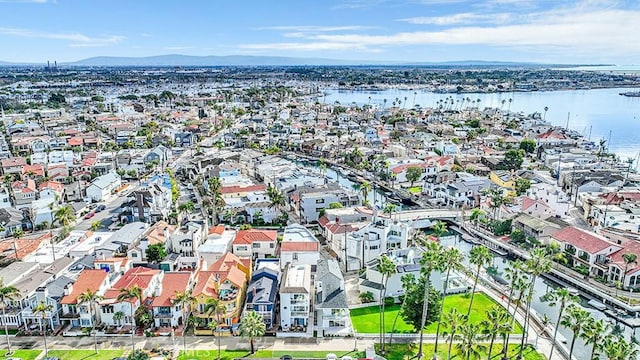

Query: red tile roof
[232,230,277,245]
[61,269,109,305]
[281,242,319,252]
[103,267,161,300]
[151,272,191,307]
[68,137,84,146]
[221,184,266,195]
[1,157,27,168]
[38,180,64,193]
[22,164,45,176]
[552,226,618,254]
[208,225,226,236]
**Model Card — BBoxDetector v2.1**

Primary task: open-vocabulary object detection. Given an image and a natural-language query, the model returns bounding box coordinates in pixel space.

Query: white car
[326,354,337,360]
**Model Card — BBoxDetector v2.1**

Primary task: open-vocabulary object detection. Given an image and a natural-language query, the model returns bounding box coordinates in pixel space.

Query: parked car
[280,356,292,360]
[84,212,95,219]
[96,204,107,212]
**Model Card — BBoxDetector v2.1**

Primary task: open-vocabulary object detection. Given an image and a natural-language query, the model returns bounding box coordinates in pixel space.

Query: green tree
[543,288,577,360]
[178,201,195,215]
[469,208,486,228]
[406,166,423,187]
[377,255,396,353]
[359,180,373,206]
[467,246,493,317]
[604,336,639,360]
[561,304,590,360]
[172,290,195,352]
[415,241,444,358]
[54,204,76,227]
[622,252,638,289]
[0,279,20,354]
[519,139,536,154]
[78,289,104,354]
[480,306,511,360]
[433,247,464,359]
[239,311,266,354]
[455,323,487,360]
[328,202,343,209]
[400,273,441,333]
[207,177,224,225]
[146,243,167,263]
[514,178,531,196]
[117,285,143,352]
[33,301,53,358]
[502,149,524,171]
[90,220,102,231]
[583,317,610,360]
[442,308,466,360]
[501,261,528,359]
[204,298,225,360]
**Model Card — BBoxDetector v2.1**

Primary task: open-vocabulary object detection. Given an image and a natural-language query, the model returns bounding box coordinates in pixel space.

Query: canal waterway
[323,87,640,163]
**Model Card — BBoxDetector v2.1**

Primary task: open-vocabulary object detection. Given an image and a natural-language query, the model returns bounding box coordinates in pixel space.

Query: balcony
[154,312,172,319]
[290,311,309,317]
[219,288,239,302]
[60,312,80,319]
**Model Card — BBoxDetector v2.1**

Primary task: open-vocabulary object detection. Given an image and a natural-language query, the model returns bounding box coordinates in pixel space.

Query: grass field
[350,293,523,334]
[178,350,365,360]
[378,343,545,360]
[0,350,42,360]
[46,350,126,360]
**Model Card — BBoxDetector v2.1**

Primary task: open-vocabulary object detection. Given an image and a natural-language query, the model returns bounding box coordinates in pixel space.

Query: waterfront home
[232,229,278,259]
[488,171,516,196]
[280,224,319,269]
[297,187,361,223]
[245,259,280,330]
[279,263,311,333]
[60,269,111,331]
[551,226,622,279]
[99,267,163,327]
[511,213,562,240]
[151,272,192,329]
[315,259,351,336]
[191,253,251,334]
[525,182,570,218]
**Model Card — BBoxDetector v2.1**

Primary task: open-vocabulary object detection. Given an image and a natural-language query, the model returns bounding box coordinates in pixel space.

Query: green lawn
[46,350,125,360]
[351,293,523,334]
[0,350,42,360]
[408,187,422,194]
[178,350,365,360]
[378,343,545,360]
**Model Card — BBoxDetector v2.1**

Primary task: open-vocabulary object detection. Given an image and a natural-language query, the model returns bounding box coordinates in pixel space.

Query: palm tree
[417,241,443,359]
[518,246,560,358]
[480,306,510,360]
[90,220,102,231]
[114,311,125,327]
[442,308,466,360]
[501,264,528,360]
[469,208,485,228]
[583,317,610,360]
[359,180,372,206]
[467,246,492,317]
[0,279,20,355]
[178,201,195,216]
[605,335,639,360]
[117,285,143,352]
[377,255,396,354]
[54,204,75,227]
[430,220,448,239]
[78,289,104,354]
[455,323,487,360]
[433,247,464,359]
[266,185,286,221]
[172,290,195,352]
[207,176,224,225]
[543,288,577,360]
[239,310,266,354]
[204,298,225,360]
[621,252,638,289]
[561,304,590,360]
[33,301,53,358]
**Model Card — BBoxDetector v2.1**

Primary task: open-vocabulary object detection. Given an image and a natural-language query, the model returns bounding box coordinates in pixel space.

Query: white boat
[587,299,607,311]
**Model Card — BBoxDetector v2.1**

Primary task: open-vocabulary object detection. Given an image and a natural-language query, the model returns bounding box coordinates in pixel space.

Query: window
[252,242,260,249]
[81,319,91,327]
[293,253,298,260]
[102,305,114,314]
[369,245,379,250]
[131,252,137,258]
[315,199,324,204]
[270,243,275,248]
[315,207,324,213]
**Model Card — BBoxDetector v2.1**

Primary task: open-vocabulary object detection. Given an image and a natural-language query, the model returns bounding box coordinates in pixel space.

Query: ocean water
[324,87,640,162]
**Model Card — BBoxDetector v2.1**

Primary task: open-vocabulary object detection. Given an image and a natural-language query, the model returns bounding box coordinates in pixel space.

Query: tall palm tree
[469,209,485,228]
[430,221,448,239]
[543,288,576,360]
[467,246,492,317]
[239,310,266,354]
[0,279,20,355]
[266,185,286,221]
[204,297,225,360]
[377,255,396,354]
[480,306,510,360]
[442,308,466,360]
[78,289,104,354]
[605,335,639,360]
[455,323,487,360]
[207,177,224,225]
[359,180,372,206]
[501,265,528,360]
[622,252,638,289]
[433,247,464,359]
[54,204,75,227]
[33,301,53,358]
[417,241,443,359]
[172,290,195,352]
[117,285,143,352]
[583,317,610,360]
[561,304,590,360]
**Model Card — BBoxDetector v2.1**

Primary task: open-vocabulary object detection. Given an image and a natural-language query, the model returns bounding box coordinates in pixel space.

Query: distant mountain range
[0,54,595,67]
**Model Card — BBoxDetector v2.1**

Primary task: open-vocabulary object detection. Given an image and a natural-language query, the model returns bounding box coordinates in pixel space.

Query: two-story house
[315,259,351,336]
[11,179,37,208]
[551,226,622,279]
[231,230,277,259]
[1,157,27,176]
[279,263,311,333]
[151,272,192,330]
[245,259,279,330]
[85,172,122,202]
[280,224,319,270]
[60,269,111,331]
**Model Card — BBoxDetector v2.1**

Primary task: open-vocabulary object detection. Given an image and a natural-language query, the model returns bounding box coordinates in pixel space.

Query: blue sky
[1,0,638,64]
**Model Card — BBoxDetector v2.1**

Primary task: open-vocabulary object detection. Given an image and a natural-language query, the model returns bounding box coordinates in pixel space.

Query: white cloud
[259,25,374,32]
[399,12,512,25]
[0,27,124,47]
